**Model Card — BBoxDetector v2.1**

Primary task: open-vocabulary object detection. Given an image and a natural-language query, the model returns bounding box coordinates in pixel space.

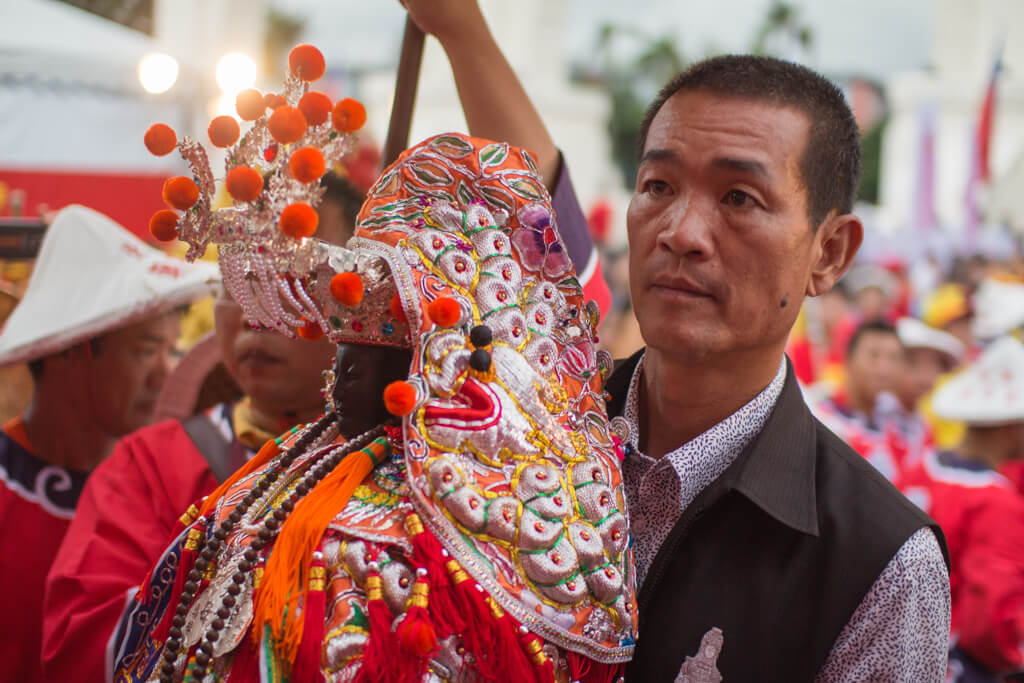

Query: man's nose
[656,196,715,259]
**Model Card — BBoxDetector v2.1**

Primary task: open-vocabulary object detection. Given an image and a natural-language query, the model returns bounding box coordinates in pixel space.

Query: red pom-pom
[279,203,318,239]
[263,93,287,110]
[289,147,326,184]
[330,272,364,306]
[427,297,462,327]
[235,88,265,121]
[297,318,325,340]
[388,293,407,323]
[162,176,199,210]
[268,106,307,145]
[298,91,332,126]
[332,98,366,133]
[225,166,264,202]
[383,381,417,417]
[144,123,177,156]
[288,44,326,82]
[208,115,240,148]
[149,210,179,242]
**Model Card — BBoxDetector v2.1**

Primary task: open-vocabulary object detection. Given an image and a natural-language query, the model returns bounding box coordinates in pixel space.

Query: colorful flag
[913,101,937,235]
[964,43,1004,247]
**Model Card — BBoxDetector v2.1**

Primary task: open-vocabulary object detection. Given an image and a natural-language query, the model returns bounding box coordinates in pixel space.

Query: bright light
[215,92,238,117]
[138,53,179,94]
[216,53,257,94]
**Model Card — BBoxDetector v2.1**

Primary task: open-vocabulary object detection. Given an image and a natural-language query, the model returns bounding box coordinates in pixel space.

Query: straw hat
[0,204,219,365]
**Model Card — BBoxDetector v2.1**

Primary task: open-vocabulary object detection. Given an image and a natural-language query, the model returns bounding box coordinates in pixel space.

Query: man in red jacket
[900,337,1024,681]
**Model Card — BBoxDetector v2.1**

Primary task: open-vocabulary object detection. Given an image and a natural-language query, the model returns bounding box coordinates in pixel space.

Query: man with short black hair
[608,55,950,680]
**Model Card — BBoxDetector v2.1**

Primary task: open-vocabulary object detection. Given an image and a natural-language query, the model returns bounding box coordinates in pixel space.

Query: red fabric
[582,259,612,322]
[900,455,1024,674]
[42,419,219,683]
[0,431,71,683]
[0,168,168,240]
[999,460,1024,498]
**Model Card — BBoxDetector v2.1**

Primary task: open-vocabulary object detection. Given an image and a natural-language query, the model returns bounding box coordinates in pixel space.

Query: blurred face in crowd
[214,289,334,419]
[845,329,904,414]
[86,312,180,436]
[854,286,887,322]
[627,90,859,363]
[896,347,956,411]
[944,316,974,353]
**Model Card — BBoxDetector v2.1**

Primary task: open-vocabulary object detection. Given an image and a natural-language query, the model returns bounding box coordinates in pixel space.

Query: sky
[271,0,934,81]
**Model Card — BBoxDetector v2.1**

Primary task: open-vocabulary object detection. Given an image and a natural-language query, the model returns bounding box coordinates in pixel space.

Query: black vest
[607,350,949,682]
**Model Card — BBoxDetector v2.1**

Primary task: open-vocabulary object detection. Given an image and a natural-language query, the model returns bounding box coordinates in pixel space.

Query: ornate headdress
[122,44,636,683]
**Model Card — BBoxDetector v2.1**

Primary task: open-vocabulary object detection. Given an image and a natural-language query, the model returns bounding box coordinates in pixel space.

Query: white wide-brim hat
[896,317,965,364]
[973,278,1024,341]
[0,204,220,366]
[932,336,1024,426]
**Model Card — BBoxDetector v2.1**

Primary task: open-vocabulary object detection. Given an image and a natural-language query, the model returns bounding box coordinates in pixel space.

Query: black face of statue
[332,343,412,438]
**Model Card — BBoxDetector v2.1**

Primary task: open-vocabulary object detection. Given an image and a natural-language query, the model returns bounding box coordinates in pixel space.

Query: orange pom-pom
[383,381,417,417]
[427,297,462,327]
[289,147,326,184]
[279,203,318,239]
[149,210,179,242]
[162,176,199,210]
[330,272,364,307]
[225,166,264,202]
[298,91,332,126]
[208,115,240,148]
[268,106,307,145]
[264,93,287,110]
[297,318,325,340]
[144,123,177,156]
[289,44,326,82]
[235,88,265,121]
[332,98,366,133]
[388,293,407,323]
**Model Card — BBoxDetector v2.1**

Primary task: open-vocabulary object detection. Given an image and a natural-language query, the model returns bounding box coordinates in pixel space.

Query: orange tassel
[354,563,398,682]
[405,513,465,639]
[289,555,327,683]
[198,437,281,517]
[253,437,390,664]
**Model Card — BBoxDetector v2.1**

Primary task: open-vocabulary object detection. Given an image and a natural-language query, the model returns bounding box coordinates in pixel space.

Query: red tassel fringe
[289,555,327,683]
[152,524,202,643]
[568,651,624,683]
[405,513,466,639]
[224,630,261,683]
[354,562,398,683]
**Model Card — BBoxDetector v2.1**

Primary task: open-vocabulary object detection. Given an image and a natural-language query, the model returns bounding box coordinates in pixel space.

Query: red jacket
[42,418,219,683]
[900,451,1024,676]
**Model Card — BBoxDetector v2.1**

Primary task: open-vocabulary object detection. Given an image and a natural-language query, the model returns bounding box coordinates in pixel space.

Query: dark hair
[846,320,898,358]
[637,55,862,228]
[320,172,365,226]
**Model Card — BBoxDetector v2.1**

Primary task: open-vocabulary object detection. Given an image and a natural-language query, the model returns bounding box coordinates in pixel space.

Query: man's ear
[806,213,863,297]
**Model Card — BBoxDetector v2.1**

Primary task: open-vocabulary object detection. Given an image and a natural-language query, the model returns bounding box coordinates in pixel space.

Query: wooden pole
[382,17,426,168]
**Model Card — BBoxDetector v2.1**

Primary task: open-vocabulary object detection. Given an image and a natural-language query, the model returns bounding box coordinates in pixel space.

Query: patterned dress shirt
[621,353,951,682]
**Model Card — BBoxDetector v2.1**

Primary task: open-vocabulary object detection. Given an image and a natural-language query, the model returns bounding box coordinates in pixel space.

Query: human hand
[398,0,487,46]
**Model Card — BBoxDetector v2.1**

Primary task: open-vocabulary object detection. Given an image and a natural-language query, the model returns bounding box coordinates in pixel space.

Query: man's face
[214,291,335,418]
[87,312,180,436]
[627,90,820,361]
[846,331,904,411]
[897,347,954,410]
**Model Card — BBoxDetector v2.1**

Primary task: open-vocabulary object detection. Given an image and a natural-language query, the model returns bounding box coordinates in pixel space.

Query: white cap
[932,336,1024,426]
[973,278,1024,340]
[0,205,220,366]
[896,317,965,364]
[842,264,896,299]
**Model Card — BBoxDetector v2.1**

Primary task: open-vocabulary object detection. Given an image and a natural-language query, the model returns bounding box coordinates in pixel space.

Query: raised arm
[402,0,560,189]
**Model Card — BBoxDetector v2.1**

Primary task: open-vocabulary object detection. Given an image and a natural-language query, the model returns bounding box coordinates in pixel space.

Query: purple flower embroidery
[512,203,572,279]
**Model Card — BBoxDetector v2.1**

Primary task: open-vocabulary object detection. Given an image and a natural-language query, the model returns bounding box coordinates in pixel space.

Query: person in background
[0,205,218,683]
[900,337,1024,682]
[879,316,965,472]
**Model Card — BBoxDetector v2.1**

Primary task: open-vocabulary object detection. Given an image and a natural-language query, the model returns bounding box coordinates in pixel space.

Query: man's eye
[643,180,669,196]
[722,189,756,208]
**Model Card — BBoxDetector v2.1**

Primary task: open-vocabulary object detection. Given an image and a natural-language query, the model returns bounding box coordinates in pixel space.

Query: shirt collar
[617,351,820,537]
